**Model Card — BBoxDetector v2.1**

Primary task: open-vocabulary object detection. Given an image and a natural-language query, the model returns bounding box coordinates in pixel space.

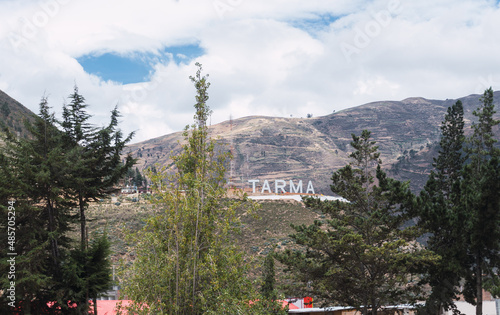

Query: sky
[1,0,500,144]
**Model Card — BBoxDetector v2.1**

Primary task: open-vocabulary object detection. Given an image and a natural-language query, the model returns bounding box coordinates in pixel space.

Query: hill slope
[0,90,37,138]
[2,88,498,193]
[126,92,500,193]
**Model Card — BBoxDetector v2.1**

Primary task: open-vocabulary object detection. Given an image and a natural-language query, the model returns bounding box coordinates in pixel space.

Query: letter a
[306,181,315,194]
[261,180,271,194]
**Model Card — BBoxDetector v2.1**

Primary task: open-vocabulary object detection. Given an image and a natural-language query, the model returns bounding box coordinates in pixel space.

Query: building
[288,305,415,315]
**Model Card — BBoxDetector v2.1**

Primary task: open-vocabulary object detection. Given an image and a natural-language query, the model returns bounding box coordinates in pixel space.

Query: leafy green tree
[277,130,438,315]
[416,100,468,315]
[122,63,261,314]
[461,88,500,315]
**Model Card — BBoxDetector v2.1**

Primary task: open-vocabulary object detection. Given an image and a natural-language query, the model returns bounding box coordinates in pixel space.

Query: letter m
[289,180,303,193]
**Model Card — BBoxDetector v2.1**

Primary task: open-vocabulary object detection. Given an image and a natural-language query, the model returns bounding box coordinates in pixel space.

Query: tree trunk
[476,253,483,315]
[80,194,86,250]
[47,200,59,266]
[79,194,90,314]
[361,289,372,315]
[24,298,31,315]
[371,298,377,315]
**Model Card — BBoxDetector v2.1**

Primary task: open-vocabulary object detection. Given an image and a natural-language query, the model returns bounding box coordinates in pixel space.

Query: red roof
[44,299,299,314]
[92,300,132,314]
[283,300,300,310]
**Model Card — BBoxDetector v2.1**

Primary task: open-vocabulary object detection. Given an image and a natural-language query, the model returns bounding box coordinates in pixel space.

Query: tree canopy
[416,100,467,315]
[416,88,500,315]
[277,130,438,315]
[0,89,134,314]
[121,63,284,315]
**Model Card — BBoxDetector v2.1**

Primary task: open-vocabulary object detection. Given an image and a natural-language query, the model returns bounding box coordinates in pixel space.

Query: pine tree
[61,86,135,312]
[62,232,112,314]
[277,130,438,315]
[261,252,277,301]
[1,91,134,314]
[62,86,134,250]
[0,127,52,314]
[62,86,94,252]
[134,167,143,187]
[461,88,500,315]
[417,100,468,315]
[0,97,77,313]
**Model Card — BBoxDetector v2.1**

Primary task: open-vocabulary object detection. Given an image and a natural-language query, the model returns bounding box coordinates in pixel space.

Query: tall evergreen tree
[261,252,277,301]
[134,167,143,186]
[417,100,468,315]
[62,86,135,250]
[461,88,500,315]
[62,86,95,252]
[0,126,50,315]
[61,86,135,312]
[257,251,289,314]
[1,91,134,314]
[0,97,76,313]
[277,130,438,315]
[61,232,112,314]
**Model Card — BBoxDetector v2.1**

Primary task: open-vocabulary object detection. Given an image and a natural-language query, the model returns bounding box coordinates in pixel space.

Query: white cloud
[0,0,500,143]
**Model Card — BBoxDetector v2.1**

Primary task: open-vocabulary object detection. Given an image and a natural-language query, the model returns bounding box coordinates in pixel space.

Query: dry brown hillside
[125,92,500,193]
[0,90,37,139]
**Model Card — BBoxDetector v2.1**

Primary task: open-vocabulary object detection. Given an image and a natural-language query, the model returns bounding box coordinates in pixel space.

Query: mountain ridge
[1,89,498,194]
[124,91,500,194]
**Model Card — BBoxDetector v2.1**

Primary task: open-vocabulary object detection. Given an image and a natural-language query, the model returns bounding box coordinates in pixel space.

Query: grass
[83,195,326,294]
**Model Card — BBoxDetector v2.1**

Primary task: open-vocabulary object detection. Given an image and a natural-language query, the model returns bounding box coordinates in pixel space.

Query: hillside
[0,90,37,138]
[2,88,499,193]
[86,196,323,276]
[126,92,500,193]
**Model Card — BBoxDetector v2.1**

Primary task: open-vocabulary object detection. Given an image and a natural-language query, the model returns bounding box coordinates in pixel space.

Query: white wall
[446,301,497,315]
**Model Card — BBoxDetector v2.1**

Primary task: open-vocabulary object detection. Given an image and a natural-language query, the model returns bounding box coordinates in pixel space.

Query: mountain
[1,88,498,194]
[126,92,500,194]
[0,90,37,138]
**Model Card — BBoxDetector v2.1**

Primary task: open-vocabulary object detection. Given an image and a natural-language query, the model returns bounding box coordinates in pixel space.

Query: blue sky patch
[77,44,204,84]
[289,14,342,36]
